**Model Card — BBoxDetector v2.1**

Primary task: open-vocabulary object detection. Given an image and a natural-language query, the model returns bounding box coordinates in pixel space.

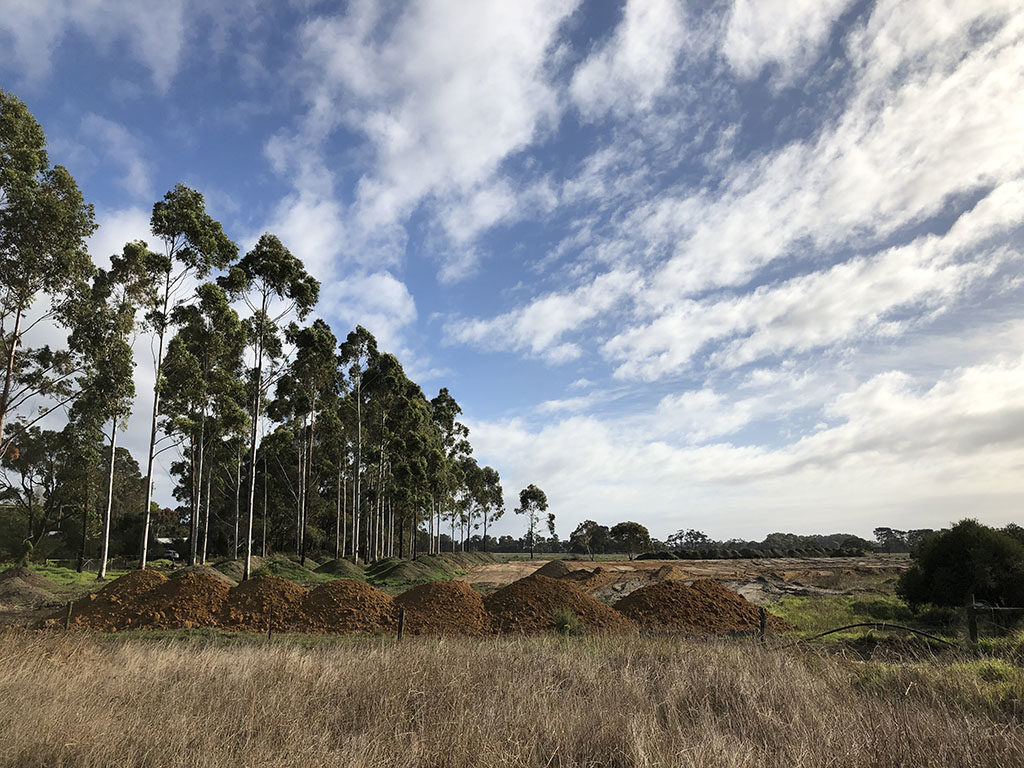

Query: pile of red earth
[395,579,492,636]
[218,574,308,631]
[533,559,573,579]
[484,574,635,634]
[51,569,169,631]
[298,579,398,633]
[135,572,231,629]
[615,579,795,634]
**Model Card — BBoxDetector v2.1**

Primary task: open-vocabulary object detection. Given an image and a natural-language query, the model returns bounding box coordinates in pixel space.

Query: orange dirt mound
[46,569,168,631]
[559,566,620,592]
[615,579,794,634]
[484,574,635,634]
[299,579,398,634]
[135,572,231,629]
[533,559,572,579]
[394,579,492,636]
[219,575,308,631]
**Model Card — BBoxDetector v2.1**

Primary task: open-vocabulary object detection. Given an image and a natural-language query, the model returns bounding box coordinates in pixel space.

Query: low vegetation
[0,631,1020,767]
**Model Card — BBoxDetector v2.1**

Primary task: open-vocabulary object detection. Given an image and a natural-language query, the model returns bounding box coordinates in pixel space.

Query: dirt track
[457,556,911,605]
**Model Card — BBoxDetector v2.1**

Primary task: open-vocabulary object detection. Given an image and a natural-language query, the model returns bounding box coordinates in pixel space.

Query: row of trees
[0,89,552,577]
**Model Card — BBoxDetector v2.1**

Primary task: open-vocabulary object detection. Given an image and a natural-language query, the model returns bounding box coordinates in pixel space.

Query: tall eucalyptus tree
[0,89,96,458]
[138,184,236,568]
[220,233,318,579]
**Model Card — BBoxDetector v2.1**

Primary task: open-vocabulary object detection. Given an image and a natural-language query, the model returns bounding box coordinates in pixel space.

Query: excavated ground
[615,579,794,634]
[31,560,799,637]
[136,572,231,629]
[485,574,635,634]
[395,579,492,636]
[298,579,398,633]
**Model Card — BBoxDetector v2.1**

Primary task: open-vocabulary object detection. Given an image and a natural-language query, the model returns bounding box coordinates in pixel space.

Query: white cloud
[0,0,191,90]
[571,0,687,118]
[472,351,1024,539]
[290,0,579,276]
[80,114,151,199]
[722,0,855,84]
[606,181,1024,379]
[318,271,417,354]
[447,269,640,363]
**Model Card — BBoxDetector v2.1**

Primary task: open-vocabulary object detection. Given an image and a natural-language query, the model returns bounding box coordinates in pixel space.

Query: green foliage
[553,609,585,637]
[610,521,651,559]
[897,519,1024,608]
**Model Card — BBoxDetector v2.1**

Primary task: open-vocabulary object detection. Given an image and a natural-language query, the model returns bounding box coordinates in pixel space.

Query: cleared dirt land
[458,555,910,604]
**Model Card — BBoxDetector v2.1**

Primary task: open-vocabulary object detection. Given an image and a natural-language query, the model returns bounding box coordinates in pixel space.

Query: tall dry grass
[0,630,1021,767]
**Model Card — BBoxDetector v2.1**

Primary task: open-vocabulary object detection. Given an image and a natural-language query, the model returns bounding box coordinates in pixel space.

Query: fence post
[268,607,273,640]
[64,601,73,630]
[397,607,405,641]
[967,595,978,644]
[759,607,767,646]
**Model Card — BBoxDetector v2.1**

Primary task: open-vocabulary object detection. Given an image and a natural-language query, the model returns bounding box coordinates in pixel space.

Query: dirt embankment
[484,574,635,634]
[299,579,398,633]
[218,574,309,631]
[395,579,492,636]
[616,579,794,634]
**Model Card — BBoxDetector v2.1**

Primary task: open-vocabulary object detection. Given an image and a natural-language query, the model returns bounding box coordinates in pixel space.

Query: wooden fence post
[759,607,767,646]
[64,601,73,630]
[967,595,978,644]
[397,607,405,641]
[268,607,273,640]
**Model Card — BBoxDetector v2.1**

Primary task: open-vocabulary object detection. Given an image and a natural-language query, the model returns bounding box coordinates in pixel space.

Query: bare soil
[460,556,909,605]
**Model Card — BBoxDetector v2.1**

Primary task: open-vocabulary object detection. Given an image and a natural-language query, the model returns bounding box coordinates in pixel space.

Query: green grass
[0,561,128,596]
[253,557,334,585]
[769,594,918,636]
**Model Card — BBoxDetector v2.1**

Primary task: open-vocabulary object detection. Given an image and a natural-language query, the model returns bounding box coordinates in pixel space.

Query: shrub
[897,519,1024,608]
[552,609,585,637]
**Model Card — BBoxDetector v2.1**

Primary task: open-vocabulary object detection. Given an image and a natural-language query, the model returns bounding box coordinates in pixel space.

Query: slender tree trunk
[233,447,241,560]
[242,324,266,580]
[261,448,268,558]
[190,410,206,566]
[140,275,171,569]
[201,461,211,564]
[98,418,117,580]
[335,459,342,560]
[0,306,23,457]
[354,379,361,563]
[300,410,315,565]
[296,439,303,556]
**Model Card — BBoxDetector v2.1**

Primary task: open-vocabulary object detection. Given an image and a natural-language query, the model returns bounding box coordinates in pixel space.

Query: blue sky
[3,0,1023,542]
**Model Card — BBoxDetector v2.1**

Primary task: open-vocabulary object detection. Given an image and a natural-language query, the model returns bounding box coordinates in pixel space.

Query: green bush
[553,609,585,637]
[898,519,1024,609]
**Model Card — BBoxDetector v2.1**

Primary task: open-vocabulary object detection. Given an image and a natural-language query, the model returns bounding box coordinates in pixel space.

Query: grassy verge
[1,630,1021,767]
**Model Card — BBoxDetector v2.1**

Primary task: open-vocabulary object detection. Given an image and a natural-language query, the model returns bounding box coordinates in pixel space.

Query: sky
[2,0,1023,543]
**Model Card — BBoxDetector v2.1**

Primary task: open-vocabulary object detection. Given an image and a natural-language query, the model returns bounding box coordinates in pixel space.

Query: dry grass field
[1,630,1021,767]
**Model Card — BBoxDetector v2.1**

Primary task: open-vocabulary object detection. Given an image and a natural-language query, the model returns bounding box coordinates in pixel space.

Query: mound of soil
[654,564,689,581]
[299,579,398,633]
[615,579,794,634]
[559,566,621,592]
[136,572,231,629]
[314,558,365,579]
[0,577,58,609]
[213,556,264,583]
[0,566,58,592]
[533,560,572,579]
[484,575,635,634]
[395,580,492,636]
[171,565,238,587]
[47,569,168,631]
[219,574,308,631]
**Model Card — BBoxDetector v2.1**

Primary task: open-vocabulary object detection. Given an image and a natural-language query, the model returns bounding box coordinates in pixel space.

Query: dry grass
[0,630,1021,767]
